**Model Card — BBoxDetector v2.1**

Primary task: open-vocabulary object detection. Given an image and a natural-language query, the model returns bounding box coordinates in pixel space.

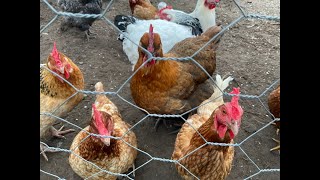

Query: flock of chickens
[40,0,280,179]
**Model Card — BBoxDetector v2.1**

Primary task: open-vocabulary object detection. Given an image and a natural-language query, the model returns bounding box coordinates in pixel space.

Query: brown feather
[40,52,84,139]
[268,85,280,119]
[172,108,234,180]
[130,25,223,114]
[69,82,137,180]
[130,0,158,20]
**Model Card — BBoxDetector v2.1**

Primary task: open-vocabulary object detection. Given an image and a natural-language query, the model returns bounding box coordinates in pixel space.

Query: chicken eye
[222,109,227,114]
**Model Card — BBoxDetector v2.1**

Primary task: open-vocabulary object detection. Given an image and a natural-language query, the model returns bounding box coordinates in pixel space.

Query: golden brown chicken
[268,85,280,152]
[69,82,137,180]
[129,0,158,20]
[130,24,223,128]
[40,42,84,161]
[172,76,244,180]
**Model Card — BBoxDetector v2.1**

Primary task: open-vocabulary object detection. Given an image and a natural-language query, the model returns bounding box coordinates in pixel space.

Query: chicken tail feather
[95,82,104,92]
[210,74,234,101]
[202,25,224,50]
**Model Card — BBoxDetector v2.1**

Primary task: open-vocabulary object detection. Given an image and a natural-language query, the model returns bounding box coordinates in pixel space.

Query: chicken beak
[228,121,239,137]
[102,138,111,146]
[58,66,65,74]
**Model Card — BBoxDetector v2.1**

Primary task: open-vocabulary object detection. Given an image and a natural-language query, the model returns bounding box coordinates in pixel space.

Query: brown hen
[130,24,223,129]
[40,42,84,161]
[69,82,137,180]
[129,0,158,20]
[268,85,280,153]
[130,24,222,114]
[172,80,244,180]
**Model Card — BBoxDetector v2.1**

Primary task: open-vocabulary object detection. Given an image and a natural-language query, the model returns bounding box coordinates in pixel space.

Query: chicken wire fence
[40,0,280,179]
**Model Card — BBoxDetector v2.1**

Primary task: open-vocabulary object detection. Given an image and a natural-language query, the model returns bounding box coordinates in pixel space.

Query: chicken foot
[41,126,75,161]
[154,118,169,131]
[40,143,59,161]
[118,163,135,180]
[270,138,280,153]
[50,125,75,139]
[85,29,97,41]
[154,117,184,134]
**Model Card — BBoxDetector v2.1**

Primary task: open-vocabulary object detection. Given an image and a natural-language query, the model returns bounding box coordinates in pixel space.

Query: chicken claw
[154,117,184,133]
[168,128,181,135]
[154,118,169,131]
[85,29,97,41]
[40,143,58,161]
[270,138,280,154]
[50,125,75,139]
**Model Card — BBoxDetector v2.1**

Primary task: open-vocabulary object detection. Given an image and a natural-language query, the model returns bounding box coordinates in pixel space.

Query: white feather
[121,19,195,66]
[189,0,216,32]
[197,74,233,119]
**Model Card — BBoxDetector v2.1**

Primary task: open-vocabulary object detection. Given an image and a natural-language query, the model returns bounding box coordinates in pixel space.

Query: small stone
[79,62,84,65]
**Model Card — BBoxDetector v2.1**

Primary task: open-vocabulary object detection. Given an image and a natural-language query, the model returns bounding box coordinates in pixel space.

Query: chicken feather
[69,82,137,180]
[172,75,240,180]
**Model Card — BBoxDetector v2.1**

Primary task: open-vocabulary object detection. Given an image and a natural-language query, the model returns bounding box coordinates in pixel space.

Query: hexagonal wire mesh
[40,0,280,179]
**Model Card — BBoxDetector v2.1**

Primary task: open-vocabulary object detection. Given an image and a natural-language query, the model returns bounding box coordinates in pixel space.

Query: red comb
[227,87,243,121]
[51,42,62,66]
[148,24,154,52]
[92,104,102,126]
[230,87,240,105]
[92,103,108,135]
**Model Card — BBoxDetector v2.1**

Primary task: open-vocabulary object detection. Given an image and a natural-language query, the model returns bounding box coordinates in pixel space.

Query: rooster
[58,0,103,40]
[268,85,280,153]
[130,24,223,129]
[114,15,199,70]
[129,0,158,20]
[172,75,243,179]
[69,82,137,180]
[40,42,85,161]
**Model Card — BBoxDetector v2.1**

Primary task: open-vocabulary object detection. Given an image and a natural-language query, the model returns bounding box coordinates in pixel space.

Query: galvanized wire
[40,0,280,179]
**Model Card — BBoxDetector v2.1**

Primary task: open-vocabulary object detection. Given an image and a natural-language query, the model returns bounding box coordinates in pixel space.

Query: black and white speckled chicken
[58,0,103,40]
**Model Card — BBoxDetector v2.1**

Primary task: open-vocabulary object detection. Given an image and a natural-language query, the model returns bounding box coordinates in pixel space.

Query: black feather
[176,18,203,36]
[114,15,137,32]
[114,15,137,41]
[58,0,103,32]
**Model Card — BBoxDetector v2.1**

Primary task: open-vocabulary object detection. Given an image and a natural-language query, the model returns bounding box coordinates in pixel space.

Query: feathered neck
[78,127,120,161]
[133,54,179,89]
[189,113,232,152]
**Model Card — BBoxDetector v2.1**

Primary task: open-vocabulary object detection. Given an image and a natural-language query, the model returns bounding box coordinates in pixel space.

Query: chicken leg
[270,121,280,154]
[40,143,59,161]
[154,118,169,131]
[40,125,75,161]
[270,138,280,153]
[85,29,97,41]
[50,125,75,139]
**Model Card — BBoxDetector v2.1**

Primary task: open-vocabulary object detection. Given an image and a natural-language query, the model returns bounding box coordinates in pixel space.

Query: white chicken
[114,16,195,70]
[114,0,219,70]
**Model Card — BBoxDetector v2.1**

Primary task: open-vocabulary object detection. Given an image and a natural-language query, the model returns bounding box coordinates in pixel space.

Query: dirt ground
[40,0,280,179]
